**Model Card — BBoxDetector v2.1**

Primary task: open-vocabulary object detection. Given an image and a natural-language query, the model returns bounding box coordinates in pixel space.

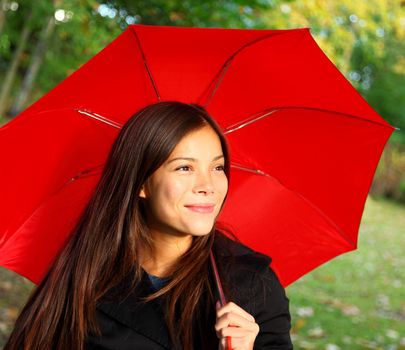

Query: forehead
[170,126,222,155]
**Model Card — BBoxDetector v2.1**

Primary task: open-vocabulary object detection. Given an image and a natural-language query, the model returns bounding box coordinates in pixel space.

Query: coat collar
[97,268,173,349]
[213,232,272,263]
[95,233,271,349]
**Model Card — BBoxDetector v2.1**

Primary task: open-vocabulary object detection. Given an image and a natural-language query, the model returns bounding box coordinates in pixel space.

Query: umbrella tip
[394,126,401,131]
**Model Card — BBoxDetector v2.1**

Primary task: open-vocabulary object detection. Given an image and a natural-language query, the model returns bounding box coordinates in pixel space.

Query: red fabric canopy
[0,24,395,287]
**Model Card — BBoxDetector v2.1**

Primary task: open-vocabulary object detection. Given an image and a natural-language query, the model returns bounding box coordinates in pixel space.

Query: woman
[4,101,293,350]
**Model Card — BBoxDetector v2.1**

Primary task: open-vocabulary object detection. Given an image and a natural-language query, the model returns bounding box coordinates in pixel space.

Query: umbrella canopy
[0,24,395,287]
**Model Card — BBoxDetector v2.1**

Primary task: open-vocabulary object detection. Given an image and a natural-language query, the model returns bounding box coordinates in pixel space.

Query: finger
[218,326,254,339]
[216,325,259,343]
[219,337,226,350]
[220,334,256,350]
[215,311,258,332]
[216,301,255,322]
[219,336,237,350]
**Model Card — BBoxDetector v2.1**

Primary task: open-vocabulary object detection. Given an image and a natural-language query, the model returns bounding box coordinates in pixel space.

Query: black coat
[85,233,293,349]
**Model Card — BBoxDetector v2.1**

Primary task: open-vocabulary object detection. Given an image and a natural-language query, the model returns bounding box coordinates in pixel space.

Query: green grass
[287,196,405,350]
[0,195,404,349]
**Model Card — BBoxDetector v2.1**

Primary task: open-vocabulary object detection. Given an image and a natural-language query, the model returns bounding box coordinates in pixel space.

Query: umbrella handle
[209,249,233,350]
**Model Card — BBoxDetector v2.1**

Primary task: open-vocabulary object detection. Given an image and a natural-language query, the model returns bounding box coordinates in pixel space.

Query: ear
[139,184,146,199]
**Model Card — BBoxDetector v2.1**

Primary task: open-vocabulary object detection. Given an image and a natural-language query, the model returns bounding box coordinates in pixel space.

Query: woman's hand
[215,300,260,350]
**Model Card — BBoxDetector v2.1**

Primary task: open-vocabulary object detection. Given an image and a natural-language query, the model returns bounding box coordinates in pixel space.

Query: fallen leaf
[292,317,306,332]
[386,329,399,339]
[341,304,361,316]
[298,340,316,349]
[308,326,325,338]
[0,281,12,291]
[296,306,314,317]
[7,307,19,319]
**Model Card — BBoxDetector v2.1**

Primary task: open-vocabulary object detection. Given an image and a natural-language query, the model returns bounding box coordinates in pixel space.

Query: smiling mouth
[184,205,215,213]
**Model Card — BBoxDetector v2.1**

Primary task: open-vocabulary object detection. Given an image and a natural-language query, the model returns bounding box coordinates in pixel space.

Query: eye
[215,165,225,171]
[176,165,192,171]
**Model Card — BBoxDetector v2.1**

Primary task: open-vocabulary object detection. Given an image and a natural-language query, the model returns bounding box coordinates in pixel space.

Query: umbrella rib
[223,105,395,134]
[224,109,280,134]
[232,162,356,247]
[2,164,106,248]
[201,60,232,109]
[202,30,307,108]
[130,27,161,101]
[62,164,105,188]
[231,162,270,177]
[21,107,124,129]
[75,109,123,129]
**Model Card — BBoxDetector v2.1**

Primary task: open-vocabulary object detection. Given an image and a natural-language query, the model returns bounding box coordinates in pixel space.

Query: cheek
[216,175,228,197]
[157,178,189,205]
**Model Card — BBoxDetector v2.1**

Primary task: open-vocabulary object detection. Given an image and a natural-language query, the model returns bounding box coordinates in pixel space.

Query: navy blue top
[147,273,171,291]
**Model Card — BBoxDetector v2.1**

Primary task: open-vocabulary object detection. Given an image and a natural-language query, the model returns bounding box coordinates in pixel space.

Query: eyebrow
[167,155,224,164]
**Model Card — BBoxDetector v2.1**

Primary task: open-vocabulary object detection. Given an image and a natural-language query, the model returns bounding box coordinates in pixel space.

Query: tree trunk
[0,9,33,117]
[0,0,8,37]
[10,14,56,116]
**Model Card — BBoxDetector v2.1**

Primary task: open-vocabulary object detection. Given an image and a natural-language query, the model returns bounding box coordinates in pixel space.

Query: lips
[184,204,215,213]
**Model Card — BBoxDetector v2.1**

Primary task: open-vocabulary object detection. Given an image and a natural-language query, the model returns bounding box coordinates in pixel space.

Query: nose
[193,170,214,195]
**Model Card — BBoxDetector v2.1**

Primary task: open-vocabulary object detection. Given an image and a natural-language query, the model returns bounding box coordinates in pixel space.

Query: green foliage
[105,0,278,28]
[1,0,403,141]
[0,0,287,116]
[33,0,123,94]
[261,0,405,144]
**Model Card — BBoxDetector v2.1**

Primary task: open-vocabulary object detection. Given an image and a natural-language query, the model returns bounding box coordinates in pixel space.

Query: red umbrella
[0,24,395,288]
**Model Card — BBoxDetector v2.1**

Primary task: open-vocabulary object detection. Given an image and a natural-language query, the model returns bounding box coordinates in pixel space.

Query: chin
[189,231,212,237]
[187,224,215,237]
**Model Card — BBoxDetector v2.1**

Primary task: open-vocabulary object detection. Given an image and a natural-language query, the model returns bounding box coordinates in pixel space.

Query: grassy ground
[0,195,404,349]
[0,268,34,347]
[287,195,405,350]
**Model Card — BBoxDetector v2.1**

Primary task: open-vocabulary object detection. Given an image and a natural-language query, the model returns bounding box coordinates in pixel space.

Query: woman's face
[139,125,228,238]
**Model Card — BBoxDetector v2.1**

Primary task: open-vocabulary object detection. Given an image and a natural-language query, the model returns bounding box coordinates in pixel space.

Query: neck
[139,230,193,278]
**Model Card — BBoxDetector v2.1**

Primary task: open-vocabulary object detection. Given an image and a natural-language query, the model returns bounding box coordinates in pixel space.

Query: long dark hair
[4,101,237,349]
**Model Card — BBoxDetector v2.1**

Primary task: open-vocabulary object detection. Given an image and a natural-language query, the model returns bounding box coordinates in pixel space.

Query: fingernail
[216,300,220,309]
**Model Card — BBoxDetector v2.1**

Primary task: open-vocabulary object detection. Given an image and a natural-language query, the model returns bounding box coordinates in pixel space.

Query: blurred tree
[0,0,290,118]
[2,0,402,144]
[105,0,286,28]
[0,4,33,117]
[0,0,56,116]
[9,1,57,115]
[262,0,405,143]
[0,0,8,36]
